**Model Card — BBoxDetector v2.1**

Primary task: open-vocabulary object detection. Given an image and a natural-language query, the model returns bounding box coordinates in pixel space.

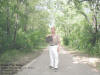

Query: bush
[63,37,69,45]
[15,29,47,50]
[91,41,100,56]
[64,19,100,55]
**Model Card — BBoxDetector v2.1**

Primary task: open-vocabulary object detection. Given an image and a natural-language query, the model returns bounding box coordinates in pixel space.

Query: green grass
[0,49,26,64]
[0,41,47,64]
[0,44,47,64]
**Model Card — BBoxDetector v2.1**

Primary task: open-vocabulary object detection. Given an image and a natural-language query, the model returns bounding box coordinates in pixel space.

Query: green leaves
[54,0,100,55]
[0,0,48,51]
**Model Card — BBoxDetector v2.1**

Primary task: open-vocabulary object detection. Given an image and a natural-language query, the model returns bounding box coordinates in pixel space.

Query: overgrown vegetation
[55,0,100,56]
[0,0,100,64]
[0,0,48,64]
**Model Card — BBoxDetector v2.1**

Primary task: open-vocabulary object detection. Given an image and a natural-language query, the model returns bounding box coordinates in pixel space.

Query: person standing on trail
[47,26,60,71]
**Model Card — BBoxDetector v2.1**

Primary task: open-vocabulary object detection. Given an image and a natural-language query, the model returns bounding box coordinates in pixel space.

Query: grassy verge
[0,45,46,75]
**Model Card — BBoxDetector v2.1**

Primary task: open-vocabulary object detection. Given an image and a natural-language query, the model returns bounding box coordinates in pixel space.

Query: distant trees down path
[43,0,100,55]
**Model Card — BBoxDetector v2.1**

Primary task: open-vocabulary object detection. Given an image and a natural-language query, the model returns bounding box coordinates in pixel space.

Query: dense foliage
[0,0,100,63]
[54,0,100,55]
[0,0,48,54]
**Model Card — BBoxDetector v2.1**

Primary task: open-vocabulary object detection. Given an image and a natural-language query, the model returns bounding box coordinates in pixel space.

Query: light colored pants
[49,45,59,68]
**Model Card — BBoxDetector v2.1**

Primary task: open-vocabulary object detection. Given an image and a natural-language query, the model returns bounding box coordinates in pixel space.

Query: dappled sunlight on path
[65,49,100,72]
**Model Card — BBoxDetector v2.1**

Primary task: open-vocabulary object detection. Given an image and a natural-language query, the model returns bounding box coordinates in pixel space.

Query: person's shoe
[49,66,54,69]
[54,68,58,72]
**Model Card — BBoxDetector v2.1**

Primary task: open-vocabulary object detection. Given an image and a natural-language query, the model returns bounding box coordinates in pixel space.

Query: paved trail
[15,47,100,75]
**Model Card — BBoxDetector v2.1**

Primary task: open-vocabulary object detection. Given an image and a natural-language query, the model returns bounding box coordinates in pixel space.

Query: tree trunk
[6,6,10,36]
[92,13,98,45]
[93,14,98,33]
[24,1,28,32]
[13,0,19,43]
[13,14,18,43]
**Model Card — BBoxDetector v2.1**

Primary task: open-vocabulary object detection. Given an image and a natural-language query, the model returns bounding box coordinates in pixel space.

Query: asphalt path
[15,47,100,75]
